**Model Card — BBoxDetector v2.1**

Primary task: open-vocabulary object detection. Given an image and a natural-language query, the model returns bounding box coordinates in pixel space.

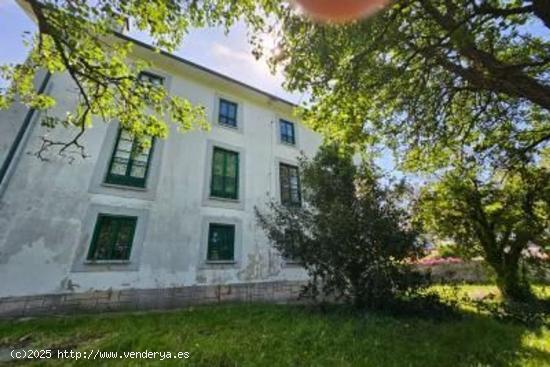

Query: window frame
[218,98,238,128]
[279,162,302,207]
[138,71,165,87]
[281,229,303,266]
[104,129,155,188]
[279,119,296,145]
[206,223,236,263]
[86,214,138,263]
[210,147,240,200]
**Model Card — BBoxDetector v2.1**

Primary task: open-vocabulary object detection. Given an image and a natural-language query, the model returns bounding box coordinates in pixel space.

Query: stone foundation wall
[0,281,306,318]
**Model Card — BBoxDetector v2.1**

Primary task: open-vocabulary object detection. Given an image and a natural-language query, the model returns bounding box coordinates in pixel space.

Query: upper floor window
[207,223,235,262]
[138,71,164,87]
[280,119,296,145]
[210,147,239,200]
[87,214,137,261]
[280,163,301,206]
[218,98,238,128]
[105,129,154,188]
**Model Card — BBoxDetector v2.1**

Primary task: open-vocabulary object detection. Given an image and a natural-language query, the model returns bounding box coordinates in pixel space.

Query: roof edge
[114,32,299,109]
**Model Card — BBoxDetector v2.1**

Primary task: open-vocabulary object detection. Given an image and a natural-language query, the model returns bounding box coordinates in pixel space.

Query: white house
[0,32,322,315]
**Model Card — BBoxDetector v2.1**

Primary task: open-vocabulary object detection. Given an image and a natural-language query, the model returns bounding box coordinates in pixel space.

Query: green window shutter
[105,129,155,188]
[211,147,239,200]
[207,223,235,261]
[280,163,301,206]
[87,214,137,261]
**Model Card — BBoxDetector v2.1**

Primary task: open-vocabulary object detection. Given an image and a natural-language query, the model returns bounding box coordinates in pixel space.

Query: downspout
[0,71,51,193]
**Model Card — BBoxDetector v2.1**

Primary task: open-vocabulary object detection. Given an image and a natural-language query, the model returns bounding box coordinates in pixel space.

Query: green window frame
[87,214,137,261]
[219,99,238,127]
[280,119,296,145]
[105,129,155,188]
[207,223,235,262]
[210,147,239,200]
[280,163,301,206]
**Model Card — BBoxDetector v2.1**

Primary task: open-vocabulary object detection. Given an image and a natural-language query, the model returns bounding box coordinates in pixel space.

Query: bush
[256,144,428,309]
[437,244,462,258]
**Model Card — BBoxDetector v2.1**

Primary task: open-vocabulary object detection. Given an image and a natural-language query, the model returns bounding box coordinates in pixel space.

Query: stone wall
[0,281,305,318]
[416,261,550,284]
[415,262,491,283]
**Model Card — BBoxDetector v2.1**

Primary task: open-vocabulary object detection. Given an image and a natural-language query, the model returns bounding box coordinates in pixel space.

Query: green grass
[0,286,548,366]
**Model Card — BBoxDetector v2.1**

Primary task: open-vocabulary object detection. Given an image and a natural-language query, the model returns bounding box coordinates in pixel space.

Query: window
[105,129,155,188]
[87,214,137,261]
[280,163,301,206]
[218,99,238,127]
[138,71,164,87]
[280,119,296,145]
[282,229,302,264]
[207,223,235,262]
[210,147,239,200]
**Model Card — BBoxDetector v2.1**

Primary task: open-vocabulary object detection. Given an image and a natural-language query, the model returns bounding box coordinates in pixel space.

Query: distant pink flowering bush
[416,257,463,266]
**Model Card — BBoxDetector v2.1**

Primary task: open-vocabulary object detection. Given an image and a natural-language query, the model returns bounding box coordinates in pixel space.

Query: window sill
[200,261,239,270]
[208,196,240,203]
[279,141,298,149]
[217,122,239,130]
[84,260,131,265]
[101,183,148,192]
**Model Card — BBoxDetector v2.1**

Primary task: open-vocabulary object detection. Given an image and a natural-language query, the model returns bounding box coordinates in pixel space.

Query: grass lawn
[0,285,548,366]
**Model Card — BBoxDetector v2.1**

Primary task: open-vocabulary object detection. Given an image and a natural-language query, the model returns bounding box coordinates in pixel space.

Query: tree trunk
[491,254,533,303]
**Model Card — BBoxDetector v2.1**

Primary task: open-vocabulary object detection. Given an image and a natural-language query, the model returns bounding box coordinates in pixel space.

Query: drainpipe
[0,71,51,195]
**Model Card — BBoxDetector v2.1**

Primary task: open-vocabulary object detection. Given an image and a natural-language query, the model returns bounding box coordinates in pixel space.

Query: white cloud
[208,41,300,104]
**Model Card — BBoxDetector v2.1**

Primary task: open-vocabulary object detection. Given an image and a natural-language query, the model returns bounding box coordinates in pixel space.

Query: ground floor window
[87,214,137,261]
[207,223,235,262]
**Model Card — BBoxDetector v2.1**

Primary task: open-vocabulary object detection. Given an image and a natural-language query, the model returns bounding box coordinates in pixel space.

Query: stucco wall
[0,54,322,298]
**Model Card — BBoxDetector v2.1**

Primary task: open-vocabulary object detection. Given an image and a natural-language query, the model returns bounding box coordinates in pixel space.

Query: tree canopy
[3,1,549,168]
[415,159,550,301]
[270,0,550,172]
[0,0,280,158]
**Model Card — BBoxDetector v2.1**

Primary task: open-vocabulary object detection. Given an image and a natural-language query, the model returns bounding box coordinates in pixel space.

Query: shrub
[256,144,428,309]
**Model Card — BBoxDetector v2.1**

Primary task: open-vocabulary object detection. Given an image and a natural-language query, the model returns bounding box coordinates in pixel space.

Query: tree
[268,0,550,171]
[0,0,280,158]
[415,163,550,302]
[6,1,548,167]
[256,145,425,308]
